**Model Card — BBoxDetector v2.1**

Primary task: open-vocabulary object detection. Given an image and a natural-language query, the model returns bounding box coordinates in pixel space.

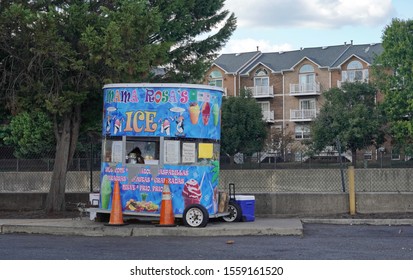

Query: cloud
[220,38,293,54]
[225,0,395,29]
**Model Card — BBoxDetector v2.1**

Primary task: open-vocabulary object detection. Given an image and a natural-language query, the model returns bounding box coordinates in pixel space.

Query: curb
[0,218,304,237]
[301,218,413,226]
[1,224,133,237]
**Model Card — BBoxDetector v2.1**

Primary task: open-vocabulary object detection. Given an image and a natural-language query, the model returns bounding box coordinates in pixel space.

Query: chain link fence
[0,141,101,193]
[219,152,413,170]
[218,168,413,193]
[0,144,101,172]
[1,144,413,193]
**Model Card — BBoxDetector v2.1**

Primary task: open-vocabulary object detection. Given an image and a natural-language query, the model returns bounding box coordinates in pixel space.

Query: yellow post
[348,166,356,215]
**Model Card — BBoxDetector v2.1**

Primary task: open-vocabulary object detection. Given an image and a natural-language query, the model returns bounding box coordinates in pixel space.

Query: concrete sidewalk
[0,217,304,237]
[2,217,413,238]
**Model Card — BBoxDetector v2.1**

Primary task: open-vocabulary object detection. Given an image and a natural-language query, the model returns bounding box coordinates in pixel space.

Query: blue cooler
[235,195,255,222]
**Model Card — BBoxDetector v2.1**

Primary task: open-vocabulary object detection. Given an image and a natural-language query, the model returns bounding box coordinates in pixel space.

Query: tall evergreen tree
[0,0,236,212]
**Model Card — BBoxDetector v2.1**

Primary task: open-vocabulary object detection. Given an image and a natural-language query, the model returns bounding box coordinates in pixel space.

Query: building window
[254,68,269,87]
[209,70,223,88]
[348,60,362,70]
[258,101,272,121]
[299,64,314,73]
[299,64,315,92]
[299,99,316,110]
[391,148,400,160]
[295,99,316,119]
[295,124,310,139]
[255,68,268,76]
[342,60,368,83]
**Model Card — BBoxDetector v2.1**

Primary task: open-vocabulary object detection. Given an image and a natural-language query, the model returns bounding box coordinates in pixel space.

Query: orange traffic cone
[157,178,176,227]
[105,181,127,226]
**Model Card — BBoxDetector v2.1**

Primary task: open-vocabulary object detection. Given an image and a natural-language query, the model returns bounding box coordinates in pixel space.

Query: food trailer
[94,83,226,227]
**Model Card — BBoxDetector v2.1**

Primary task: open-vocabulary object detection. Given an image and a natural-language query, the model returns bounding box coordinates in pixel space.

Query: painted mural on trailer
[100,162,220,215]
[103,86,222,140]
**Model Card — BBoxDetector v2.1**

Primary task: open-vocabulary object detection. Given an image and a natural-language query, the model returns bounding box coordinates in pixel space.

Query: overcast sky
[219,0,412,54]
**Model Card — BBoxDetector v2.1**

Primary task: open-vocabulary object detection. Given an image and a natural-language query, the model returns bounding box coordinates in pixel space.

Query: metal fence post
[90,141,93,193]
[348,166,356,215]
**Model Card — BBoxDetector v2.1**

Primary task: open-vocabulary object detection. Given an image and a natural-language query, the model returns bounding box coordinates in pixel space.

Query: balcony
[289,82,321,96]
[262,110,275,123]
[290,109,317,121]
[337,69,369,88]
[246,86,274,98]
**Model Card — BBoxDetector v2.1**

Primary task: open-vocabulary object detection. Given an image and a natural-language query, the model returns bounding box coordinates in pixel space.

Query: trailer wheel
[222,201,242,222]
[183,204,209,227]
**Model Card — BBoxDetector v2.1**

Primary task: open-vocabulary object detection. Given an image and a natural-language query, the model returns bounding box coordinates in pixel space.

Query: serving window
[103,135,219,166]
[126,137,160,165]
[102,136,160,165]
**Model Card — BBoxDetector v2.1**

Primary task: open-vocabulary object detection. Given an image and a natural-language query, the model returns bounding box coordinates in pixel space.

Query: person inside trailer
[128,147,145,164]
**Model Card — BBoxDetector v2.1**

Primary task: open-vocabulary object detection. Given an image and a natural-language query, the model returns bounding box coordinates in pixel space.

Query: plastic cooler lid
[234,195,255,201]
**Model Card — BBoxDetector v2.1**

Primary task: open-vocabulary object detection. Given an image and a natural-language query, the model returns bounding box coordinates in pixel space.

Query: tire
[222,200,242,222]
[183,204,209,227]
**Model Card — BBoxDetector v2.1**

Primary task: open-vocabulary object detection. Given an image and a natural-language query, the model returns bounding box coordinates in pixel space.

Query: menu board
[111,141,123,163]
[164,140,180,164]
[182,142,196,163]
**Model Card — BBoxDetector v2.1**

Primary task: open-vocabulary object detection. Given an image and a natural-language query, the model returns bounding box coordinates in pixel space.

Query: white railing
[262,110,275,122]
[289,82,321,95]
[337,69,369,88]
[315,150,353,162]
[290,109,317,121]
[246,86,274,98]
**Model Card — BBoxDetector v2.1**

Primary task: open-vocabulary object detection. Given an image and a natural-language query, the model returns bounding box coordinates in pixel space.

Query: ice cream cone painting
[201,102,211,125]
[212,103,219,126]
[189,102,200,124]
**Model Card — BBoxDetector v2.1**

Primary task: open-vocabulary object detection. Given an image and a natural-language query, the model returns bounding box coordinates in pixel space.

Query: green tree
[221,89,267,163]
[148,0,237,82]
[0,0,236,212]
[374,18,413,155]
[3,111,55,158]
[310,82,384,166]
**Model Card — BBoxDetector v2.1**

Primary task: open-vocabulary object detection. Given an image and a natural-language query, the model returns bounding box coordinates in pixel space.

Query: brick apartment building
[204,42,386,163]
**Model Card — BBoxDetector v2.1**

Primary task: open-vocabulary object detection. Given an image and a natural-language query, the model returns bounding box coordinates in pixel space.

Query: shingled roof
[213,43,383,74]
[212,51,261,73]
[331,43,383,68]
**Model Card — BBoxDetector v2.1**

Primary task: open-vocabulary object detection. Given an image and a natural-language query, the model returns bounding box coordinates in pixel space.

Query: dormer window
[208,70,223,88]
[299,64,314,73]
[347,60,362,70]
[255,68,268,76]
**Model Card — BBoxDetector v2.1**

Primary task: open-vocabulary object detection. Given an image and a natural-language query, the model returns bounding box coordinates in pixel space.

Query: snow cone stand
[89,83,241,227]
